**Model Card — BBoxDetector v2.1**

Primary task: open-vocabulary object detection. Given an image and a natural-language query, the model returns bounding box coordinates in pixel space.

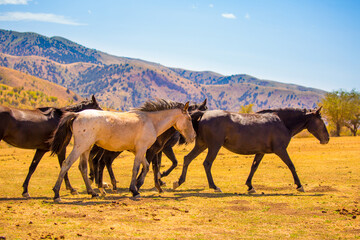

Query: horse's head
[188,99,208,113]
[81,95,102,111]
[174,102,196,144]
[306,107,329,144]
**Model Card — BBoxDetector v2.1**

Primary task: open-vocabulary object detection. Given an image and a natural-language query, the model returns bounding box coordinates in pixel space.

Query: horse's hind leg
[245,153,265,193]
[130,150,149,197]
[57,149,78,195]
[22,149,47,198]
[174,141,207,189]
[203,145,222,192]
[78,149,99,198]
[275,148,304,192]
[105,152,121,192]
[161,145,178,178]
[88,146,102,184]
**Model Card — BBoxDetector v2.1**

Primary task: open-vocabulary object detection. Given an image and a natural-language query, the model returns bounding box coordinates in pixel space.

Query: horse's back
[198,110,290,154]
[73,110,150,152]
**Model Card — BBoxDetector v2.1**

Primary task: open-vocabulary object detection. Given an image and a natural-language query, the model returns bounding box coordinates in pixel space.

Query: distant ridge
[0,29,326,110]
[0,66,81,108]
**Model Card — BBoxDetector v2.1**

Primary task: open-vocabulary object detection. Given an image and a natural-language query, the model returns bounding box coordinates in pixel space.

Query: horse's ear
[92,95,97,103]
[200,98,207,109]
[183,101,190,112]
[316,106,323,115]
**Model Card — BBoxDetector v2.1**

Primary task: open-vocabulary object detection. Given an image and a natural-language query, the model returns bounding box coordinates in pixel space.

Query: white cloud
[0,0,30,4]
[0,12,85,25]
[245,13,250,20]
[209,4,214,8]
[221,13,236,19]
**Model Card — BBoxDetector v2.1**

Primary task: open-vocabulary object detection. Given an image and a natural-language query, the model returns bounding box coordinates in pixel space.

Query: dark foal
[0,95,101,198]
[173,107,329,193]
[89,99,208,195]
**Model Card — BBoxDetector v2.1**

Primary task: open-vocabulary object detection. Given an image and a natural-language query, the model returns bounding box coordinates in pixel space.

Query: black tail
[50,112,78,156]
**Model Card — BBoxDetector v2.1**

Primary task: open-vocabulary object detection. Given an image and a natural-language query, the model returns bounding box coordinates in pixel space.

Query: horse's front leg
[78,149,99,198]
[22,149,47,198]
[130,150,149,197]
[161,145,178,178]
[275,148,304,192]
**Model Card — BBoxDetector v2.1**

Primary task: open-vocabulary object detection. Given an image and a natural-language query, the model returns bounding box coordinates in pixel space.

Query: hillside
[0,29,326,111]
[0,66,81,108]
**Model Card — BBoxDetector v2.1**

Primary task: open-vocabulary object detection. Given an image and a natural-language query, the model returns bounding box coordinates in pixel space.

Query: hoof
[71,189,79,195]
[54,197,61,203]
[214,187,222,193]
[247,188,256,194]
[297,186,305,192]
[99,188,106,197]
[173,181,180,190]
[22,192,31,199]
[92,193,100,199]
[132,193,141,198]
[103,182,110,189]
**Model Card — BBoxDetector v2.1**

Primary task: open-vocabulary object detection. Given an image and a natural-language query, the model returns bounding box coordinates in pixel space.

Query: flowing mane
[258,108,307,115]
[134,99,184,112]
[62,100,91,112]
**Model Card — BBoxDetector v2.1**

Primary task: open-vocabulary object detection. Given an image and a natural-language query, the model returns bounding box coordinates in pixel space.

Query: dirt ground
[0,136,359,239]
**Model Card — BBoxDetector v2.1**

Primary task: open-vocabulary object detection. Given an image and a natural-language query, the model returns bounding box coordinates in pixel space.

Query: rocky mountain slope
[0,29,326,111]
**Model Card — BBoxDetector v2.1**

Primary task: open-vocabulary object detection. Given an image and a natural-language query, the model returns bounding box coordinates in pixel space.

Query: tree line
[321,89,360,136]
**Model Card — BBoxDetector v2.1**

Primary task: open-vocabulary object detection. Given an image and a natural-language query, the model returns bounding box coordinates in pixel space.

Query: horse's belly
[223,139,272,155]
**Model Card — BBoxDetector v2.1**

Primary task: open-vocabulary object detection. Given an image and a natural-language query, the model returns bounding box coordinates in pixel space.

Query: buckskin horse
[50,99,196,202]
[0,95,101,198]
[87,99,207,195]
[173,107,329,193]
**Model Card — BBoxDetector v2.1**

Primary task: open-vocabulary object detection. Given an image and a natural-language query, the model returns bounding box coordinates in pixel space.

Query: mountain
[0,29,326,111]
[0,66,81,108]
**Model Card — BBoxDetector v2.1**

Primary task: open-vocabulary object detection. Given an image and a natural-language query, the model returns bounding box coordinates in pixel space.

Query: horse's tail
[50,112,78,156]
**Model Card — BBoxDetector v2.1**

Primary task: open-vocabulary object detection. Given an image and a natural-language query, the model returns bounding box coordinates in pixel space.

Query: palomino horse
[50,99,196,202]
[173,107,329,193]
[0,95,101,198]
[88,99,208,195]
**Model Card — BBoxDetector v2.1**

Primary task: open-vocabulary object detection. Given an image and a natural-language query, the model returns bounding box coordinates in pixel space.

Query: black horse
[173,107,329,193]
[89,99,208,195]
[0,95,101,198]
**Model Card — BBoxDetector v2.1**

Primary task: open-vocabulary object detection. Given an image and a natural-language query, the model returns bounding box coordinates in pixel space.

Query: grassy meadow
[0,136,359,239]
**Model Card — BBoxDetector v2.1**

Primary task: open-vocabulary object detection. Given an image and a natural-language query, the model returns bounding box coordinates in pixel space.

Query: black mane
[61,99,98,112]
[257,108,308,115]
[135,99,184,112]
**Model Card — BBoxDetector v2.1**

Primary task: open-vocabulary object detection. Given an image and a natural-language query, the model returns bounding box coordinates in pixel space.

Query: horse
[49,99,196,202]
[0,95,101,198]
[88,99,208,195]
[173,107,329,193]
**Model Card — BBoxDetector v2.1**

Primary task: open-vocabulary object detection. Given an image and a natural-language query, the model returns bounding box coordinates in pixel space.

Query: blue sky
[0,0,359,92]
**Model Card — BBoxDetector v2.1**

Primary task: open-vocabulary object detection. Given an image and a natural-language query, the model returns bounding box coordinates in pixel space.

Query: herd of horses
[0,95,330,202]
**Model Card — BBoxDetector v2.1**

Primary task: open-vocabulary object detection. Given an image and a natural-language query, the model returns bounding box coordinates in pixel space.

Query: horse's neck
[278,113,308,137]
[146,109,180,137]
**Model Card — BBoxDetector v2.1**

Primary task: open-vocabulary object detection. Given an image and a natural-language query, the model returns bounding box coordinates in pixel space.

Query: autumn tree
[239,104,254,114]
[344,90,360,136]
[321,89,359,136]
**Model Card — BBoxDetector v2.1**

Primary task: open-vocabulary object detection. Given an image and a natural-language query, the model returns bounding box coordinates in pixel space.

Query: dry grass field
[0,136,359,239]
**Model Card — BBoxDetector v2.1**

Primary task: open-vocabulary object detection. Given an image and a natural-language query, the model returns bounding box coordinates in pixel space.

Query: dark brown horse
[173,107,329,193]
[88,99,208,195]
[0,95,101,198]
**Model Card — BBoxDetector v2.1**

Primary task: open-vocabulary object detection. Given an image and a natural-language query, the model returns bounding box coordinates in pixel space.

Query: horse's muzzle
[320,138,329,144]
